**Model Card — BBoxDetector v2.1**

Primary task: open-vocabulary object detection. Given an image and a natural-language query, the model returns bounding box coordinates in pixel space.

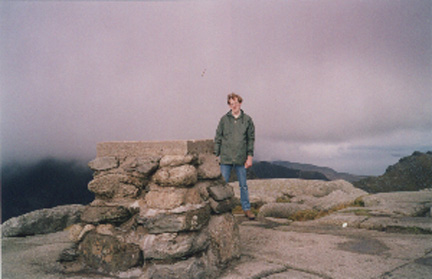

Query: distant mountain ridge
[250,161,330,181]
[271,161,368,182]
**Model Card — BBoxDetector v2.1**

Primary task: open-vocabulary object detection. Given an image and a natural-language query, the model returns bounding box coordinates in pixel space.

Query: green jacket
[214,110,255,165]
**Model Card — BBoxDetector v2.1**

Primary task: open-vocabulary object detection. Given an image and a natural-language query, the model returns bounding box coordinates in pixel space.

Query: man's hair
[227,93,243,104]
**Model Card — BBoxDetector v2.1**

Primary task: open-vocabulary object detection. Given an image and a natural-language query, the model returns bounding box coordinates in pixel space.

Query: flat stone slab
[96,139,213,158]
[220,221,432,279]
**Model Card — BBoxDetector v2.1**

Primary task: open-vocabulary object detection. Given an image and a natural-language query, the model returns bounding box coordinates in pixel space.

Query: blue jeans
[220,164,251,211]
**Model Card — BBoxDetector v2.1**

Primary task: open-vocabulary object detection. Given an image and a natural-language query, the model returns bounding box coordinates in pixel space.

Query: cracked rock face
[66,140,239,279]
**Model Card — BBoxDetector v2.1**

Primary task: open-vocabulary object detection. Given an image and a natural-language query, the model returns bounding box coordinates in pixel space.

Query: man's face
[229,98,241,115]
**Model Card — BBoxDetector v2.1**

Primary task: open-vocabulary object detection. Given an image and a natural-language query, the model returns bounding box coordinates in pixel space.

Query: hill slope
[272,161,367,182]
[1,158,94,222]
[353,151,432,193]
[250,161,329,180]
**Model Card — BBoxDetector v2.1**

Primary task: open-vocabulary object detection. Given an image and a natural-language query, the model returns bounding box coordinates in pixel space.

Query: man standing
[214,93,256,220]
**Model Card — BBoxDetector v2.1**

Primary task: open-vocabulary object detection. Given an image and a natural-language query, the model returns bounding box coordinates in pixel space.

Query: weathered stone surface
[209,198,236,214]
[58,244,80,263]
[79,232,142,272]
[1,204,85,237]
[68,224,84,242]
[258,203,310,219]
[56,139,239,277]
[96,224,115,236]
[145,187,188,210]
[359,216,432,233]
[185,186,205,205]
[88,157,119,171]
[4,218,432,279]
[208,185,234,201]
[207,213,241,265]
[159,154,196,167]
[69,224,98,243]
[153,165,198,187]
[147,256,207,279]
[231,179,367,209]
[195,181,211,201]
[78,224,96,242]
[88,174,144,198]
[137,204,211,233]
[362,190,432,217]
[115,184,140,198]
[308,189,365,211]
[81,206,131,225]
[96,140,213,158]
[197,154,221,180]
[121,156,159,176]
[140,231,209,260]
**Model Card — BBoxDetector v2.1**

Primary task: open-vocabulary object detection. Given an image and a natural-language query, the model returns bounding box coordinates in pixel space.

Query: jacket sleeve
[247,118,255,157]
[214,118,224,156]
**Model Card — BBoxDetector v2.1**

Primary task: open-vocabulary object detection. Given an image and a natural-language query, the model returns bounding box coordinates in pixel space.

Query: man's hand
[245,156,253,169]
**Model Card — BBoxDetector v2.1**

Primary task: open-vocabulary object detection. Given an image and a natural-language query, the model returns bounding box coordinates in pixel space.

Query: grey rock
[79,231,142,272]
[208,185,234,201]
[197,154,221,180]
[230,179,367,205]
[115,183,140,198]
[153,165,198,187]
[159,154,196,168]
[207,213,241,265]
[360,217,432,233]
[362,190,432,217]
[58,244,79,262]
[195,181,212,201]
[80,206,131,225]
[209,198,236,214]
[121,156,160,176]
[140,231,209,260]
[137,204,211,234]
[147,256,207,279]
[88,174,144,198]
[1,204,85,237]
[88,157,119,171]
[258,203,309,219]
[145,186,188,210]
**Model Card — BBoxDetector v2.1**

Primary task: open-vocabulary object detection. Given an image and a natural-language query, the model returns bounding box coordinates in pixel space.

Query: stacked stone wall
[65,140,240,278]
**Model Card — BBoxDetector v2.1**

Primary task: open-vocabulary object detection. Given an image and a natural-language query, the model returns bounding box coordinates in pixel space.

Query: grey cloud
[1,1,431,175]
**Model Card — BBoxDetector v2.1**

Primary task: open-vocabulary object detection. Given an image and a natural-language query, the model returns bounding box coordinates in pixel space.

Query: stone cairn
[65,140,240,278]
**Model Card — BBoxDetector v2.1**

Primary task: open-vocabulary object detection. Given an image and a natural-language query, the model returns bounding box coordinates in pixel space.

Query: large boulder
[88,174,143,199]
[231,179,366,206]
[137,203,211,233]
[153,165,198,187]
[88,156,119,171]
[79,231,142,272]
[2,204,85,237]
[231,179,367,219]
[140,231,209,260]
[197,154,221,180]
[80,206,131,225]
[207,213,241,265]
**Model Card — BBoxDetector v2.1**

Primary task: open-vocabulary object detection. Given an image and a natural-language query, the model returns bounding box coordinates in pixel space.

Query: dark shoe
[244,210,256,220]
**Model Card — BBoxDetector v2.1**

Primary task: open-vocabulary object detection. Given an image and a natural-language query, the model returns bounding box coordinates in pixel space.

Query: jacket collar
[227,109,244,119]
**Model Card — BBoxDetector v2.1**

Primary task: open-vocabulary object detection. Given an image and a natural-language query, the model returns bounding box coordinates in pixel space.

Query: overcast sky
[1,0,431,175]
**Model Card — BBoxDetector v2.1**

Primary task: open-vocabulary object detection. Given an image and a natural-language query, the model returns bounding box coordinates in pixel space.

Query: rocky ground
[2,215,432,279]
[2,179,432,279]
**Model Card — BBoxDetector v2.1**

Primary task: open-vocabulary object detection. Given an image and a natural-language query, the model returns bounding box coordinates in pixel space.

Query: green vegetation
[353,151,432,193]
